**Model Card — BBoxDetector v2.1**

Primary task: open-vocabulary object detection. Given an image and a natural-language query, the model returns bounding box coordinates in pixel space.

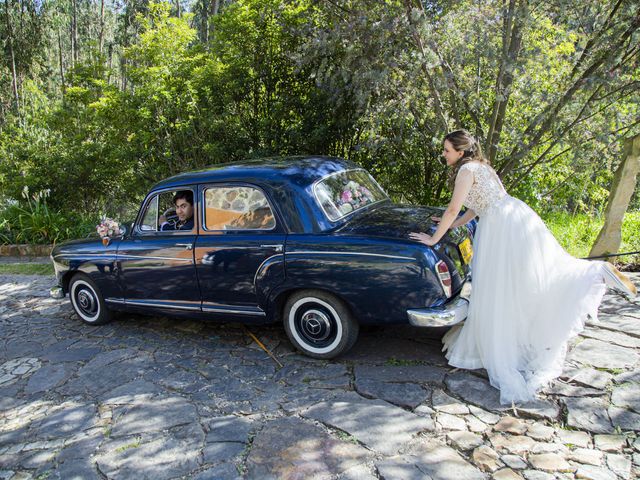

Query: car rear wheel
[283,290,359,359]
[69,274,112,325]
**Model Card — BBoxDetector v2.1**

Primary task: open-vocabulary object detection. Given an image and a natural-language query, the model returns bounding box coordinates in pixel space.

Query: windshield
[314,169,388,221]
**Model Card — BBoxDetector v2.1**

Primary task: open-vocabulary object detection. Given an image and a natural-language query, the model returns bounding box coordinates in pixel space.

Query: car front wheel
[69,274,112,325]
[283,290,358,359]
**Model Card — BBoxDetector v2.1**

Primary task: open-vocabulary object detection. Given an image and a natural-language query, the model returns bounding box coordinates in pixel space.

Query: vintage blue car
[50,156,474,358]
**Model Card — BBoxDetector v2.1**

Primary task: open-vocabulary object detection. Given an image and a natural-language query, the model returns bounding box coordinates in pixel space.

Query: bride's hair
[444,129,489,166]
[444,129,490,188]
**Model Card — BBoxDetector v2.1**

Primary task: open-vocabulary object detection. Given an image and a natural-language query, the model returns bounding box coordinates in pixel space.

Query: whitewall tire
[283,290,359,359]
[69,275,112,325]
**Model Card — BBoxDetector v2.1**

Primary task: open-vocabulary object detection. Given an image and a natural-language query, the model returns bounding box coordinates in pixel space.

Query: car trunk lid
[336,203,473,294]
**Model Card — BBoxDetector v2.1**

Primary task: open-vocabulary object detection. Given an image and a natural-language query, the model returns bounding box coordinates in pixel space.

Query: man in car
[159,190,194,231]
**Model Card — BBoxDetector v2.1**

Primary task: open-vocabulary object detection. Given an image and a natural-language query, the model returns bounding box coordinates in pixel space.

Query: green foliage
[542,211,640,264]
[0,0,638,254]
[0,188,98,245]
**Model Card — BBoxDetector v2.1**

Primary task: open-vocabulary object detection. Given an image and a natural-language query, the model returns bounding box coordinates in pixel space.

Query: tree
[590,134,640,257]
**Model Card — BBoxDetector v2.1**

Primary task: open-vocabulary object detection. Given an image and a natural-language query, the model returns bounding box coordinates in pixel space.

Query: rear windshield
[313,169,388,221]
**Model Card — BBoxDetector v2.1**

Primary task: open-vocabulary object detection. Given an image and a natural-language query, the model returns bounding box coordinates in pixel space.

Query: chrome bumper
[50,286,64,299]
[408,296,469,328]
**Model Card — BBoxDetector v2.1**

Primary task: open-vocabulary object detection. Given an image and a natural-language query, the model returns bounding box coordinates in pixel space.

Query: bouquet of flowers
[336,181,374,215]
[96,217,123,246]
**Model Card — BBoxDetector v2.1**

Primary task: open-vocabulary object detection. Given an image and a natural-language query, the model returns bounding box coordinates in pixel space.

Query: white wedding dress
[442,161,607,404]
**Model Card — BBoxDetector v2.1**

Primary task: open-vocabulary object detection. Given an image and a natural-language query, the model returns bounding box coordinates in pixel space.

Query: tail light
[435,260,452,297]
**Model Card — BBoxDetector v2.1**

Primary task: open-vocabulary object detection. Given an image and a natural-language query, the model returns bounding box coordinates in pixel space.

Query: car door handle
[176,243,193,250]
[260,244,283,252]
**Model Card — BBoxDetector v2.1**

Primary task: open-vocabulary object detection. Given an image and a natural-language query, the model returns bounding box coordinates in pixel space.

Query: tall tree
[590,134,640,257]
[3,0,20,115]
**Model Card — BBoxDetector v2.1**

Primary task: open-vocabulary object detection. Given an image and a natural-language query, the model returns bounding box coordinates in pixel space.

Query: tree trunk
[403,0,449,132]
[121,8,130,91]
[485,0,527,164]
[71,0,78,67]
[206,0,220,41]
[107,43,113,84]
[590,134,640,258]
[58,26,66,94]
[199,0,209,43]
[4,0,20,115]
[99,0,105,55]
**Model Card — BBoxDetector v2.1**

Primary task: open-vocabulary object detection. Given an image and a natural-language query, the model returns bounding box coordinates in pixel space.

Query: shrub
[0,188,98,245]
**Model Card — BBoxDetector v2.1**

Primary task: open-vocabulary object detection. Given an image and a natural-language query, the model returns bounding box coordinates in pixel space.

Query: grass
[384,357,423,366]
[115,438,142,453]
[335,429,360,444]
[542,211,640,265]
[0,263,54,275]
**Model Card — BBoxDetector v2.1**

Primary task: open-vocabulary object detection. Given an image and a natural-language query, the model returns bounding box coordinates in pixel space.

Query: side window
[138,189,195,233]
[140,195,158,231]
[204,186,275,231]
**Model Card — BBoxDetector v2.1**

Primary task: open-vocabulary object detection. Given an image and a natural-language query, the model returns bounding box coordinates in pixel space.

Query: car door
[117,187,201,312]
[194,183,286,318]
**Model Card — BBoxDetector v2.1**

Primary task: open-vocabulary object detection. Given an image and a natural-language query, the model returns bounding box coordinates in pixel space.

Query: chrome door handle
[176,243,193,250]
[260,244,283,253]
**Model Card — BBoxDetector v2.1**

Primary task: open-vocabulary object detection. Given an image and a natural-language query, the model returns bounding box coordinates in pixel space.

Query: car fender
[276,240,444,325]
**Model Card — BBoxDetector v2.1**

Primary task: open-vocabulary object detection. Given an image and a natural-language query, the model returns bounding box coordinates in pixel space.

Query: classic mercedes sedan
[50,156,474,358]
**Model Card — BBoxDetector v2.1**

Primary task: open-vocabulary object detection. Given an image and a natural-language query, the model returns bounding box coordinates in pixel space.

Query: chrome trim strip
[286,251,414,261]
[54,253,117,258]
[253,254,285,285]
[105,297,126,304]
[125,299,201,311]
[201,303,266,316]
[118,255,193,263]
[55,253,193,263]
[197,246,258,251]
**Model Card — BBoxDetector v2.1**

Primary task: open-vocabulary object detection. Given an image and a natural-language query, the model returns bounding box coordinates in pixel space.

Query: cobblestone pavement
[1,273,639,480]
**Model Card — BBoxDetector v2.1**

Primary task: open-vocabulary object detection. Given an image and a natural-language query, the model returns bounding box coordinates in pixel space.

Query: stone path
[0,273,639,479]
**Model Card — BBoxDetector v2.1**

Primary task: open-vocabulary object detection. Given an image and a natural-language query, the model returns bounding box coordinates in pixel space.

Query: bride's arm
[410,169,474,246]
[451,208,477,229]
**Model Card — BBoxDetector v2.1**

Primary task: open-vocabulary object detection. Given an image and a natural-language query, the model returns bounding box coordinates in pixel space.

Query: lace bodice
[458,162,508,217]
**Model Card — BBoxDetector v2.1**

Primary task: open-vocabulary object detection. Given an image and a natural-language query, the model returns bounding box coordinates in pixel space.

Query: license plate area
[458,238,473,264]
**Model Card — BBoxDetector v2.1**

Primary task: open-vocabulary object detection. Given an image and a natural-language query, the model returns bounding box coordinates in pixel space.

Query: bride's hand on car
[409,232,437,247]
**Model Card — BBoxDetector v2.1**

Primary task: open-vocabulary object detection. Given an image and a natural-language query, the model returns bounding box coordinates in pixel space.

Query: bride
[410,129,637,404]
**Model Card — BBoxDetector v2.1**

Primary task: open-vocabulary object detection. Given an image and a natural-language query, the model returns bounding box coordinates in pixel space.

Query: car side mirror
[119,223,132,238]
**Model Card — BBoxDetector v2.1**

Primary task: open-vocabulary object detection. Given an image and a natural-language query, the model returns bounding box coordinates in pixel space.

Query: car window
[203,186,275,231]
[138,189,195,233]
[314,169,388,221]
[140,195,158,231]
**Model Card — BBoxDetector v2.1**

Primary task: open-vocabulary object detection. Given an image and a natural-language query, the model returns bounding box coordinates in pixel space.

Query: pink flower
[341,190,353,203]
[96,217,122,239]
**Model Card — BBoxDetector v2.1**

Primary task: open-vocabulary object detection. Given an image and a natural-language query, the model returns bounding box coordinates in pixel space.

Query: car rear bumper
[50,286,64,299]
[407,282,471,327]
[407,297,468,327]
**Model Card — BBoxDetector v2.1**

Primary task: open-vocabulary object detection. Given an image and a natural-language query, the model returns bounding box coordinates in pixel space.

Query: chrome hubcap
[77,289,96,315]
[300,309,331,341]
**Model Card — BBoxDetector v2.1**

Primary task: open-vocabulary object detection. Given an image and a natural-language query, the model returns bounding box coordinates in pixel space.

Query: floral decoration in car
[96,217,123,246]
[335,181,375,215]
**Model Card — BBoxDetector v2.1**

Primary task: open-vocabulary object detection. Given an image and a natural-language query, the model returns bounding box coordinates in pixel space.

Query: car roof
[150,155,361,191]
